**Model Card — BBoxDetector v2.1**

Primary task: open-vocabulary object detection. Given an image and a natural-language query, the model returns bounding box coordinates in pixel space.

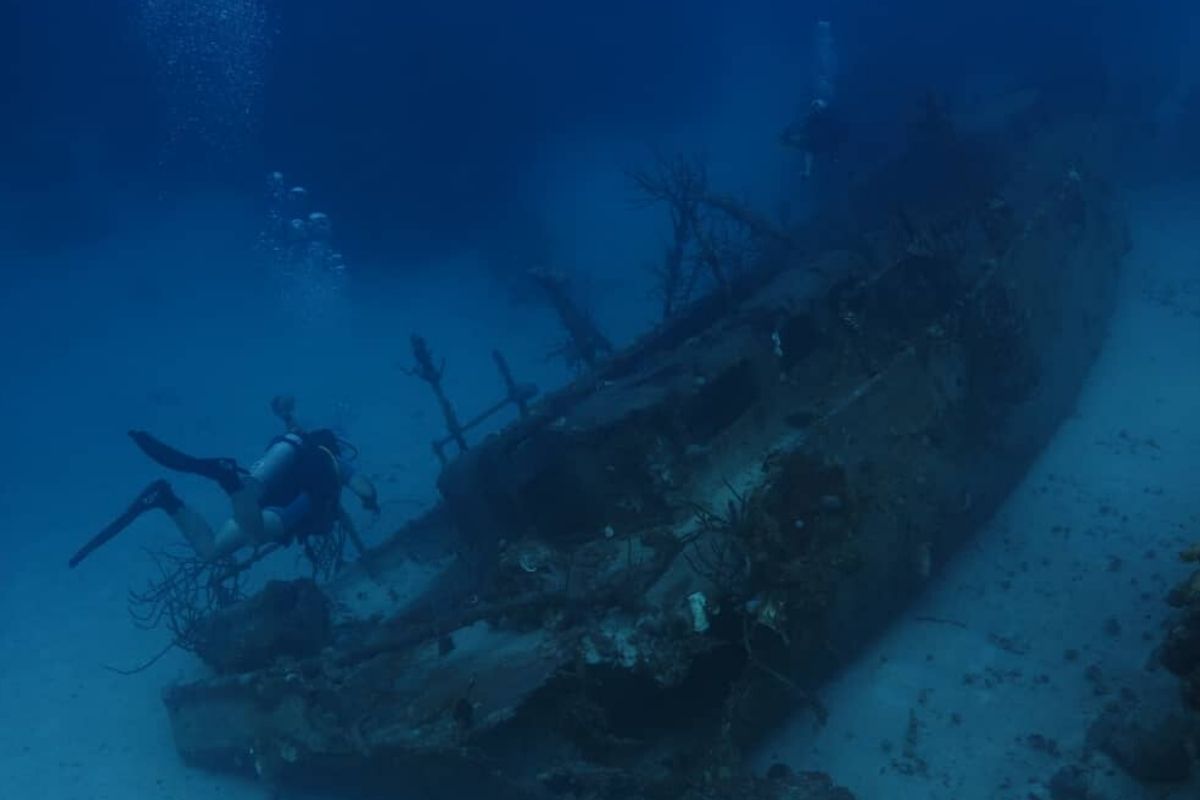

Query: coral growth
[1160,543,1200,712]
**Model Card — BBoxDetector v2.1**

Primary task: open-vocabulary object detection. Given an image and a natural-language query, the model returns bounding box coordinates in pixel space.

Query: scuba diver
[781,97,848,178]
[781,19,847,177]
[68,399,379,569]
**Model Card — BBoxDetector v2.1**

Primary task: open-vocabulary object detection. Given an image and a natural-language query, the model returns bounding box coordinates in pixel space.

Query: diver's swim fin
[67,479,181,569]
[128,430,245,494]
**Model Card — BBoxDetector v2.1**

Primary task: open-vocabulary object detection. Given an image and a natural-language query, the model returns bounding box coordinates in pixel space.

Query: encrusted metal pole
[492,350,531,418]
[408,335,468,458]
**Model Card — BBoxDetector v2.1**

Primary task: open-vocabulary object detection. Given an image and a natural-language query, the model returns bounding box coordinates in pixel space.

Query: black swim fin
[68,479,180,569]
[128,430,245,494]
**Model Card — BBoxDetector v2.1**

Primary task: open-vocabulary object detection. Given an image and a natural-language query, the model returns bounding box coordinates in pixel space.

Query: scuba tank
[813,20,836,105]
[249,432,305,496]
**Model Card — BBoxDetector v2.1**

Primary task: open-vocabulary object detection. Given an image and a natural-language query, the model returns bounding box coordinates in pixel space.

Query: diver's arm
[337,505,369,558]
[346,473,380,514]
[337,505,380,580]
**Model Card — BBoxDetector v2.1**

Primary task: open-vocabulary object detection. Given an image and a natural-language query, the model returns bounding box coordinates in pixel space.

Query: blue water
[2,1,1198,798]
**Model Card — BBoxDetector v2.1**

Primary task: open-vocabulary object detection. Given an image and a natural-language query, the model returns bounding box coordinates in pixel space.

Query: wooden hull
[163,116,1126,800]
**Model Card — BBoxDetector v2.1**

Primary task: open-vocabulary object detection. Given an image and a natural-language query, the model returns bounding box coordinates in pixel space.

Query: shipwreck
[152,102,1128,800]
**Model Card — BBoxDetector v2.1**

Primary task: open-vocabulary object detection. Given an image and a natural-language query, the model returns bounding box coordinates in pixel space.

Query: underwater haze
[2,0,1200,798]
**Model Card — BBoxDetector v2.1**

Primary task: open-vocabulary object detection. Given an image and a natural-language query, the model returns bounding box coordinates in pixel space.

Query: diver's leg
[169,505,219,561]
[69,479,191,568]
[209,509,285,560]
[204,493,306,561]
[128,430,246,494]
[143,480,221,560]
[271,494,311,542]
[67,479,228,566]
[228,478,266,544]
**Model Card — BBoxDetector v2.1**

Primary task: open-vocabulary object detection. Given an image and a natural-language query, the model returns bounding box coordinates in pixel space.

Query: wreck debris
[630,152,786,319]
[630,153,707,319]
[407,334,539,464]
[528,266,614,371]
[119,544,278,673]
[493,349,534,418]
[190,579,332,675]
[406,334,468,458]
[687,591,711,633]
[160,108,1127,800]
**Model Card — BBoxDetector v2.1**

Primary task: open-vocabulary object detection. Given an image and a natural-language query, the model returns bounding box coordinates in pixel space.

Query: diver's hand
[347,474,381,516]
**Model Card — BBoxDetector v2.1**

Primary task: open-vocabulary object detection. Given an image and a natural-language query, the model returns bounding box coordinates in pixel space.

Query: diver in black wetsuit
[781,97,848,178]
[781,19,846,178]
[68,423,379,568]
